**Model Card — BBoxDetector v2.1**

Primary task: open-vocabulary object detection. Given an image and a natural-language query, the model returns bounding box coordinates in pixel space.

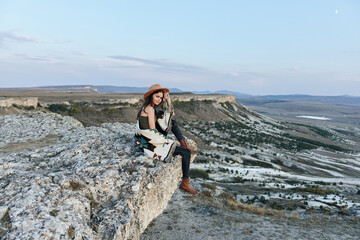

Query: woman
[134,84,198,195]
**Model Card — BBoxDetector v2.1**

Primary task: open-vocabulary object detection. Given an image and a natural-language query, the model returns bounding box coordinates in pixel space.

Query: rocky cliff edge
[0,112,194,239]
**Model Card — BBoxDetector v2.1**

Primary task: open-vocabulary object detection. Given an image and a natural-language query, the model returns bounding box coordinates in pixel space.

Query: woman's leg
[173,146,191,178]
[171,119,185,142]
[173,146,198,195]
[172,119,198,154]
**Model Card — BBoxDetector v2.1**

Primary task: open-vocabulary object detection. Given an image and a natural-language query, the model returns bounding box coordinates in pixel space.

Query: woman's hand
[164,92,170,101]
[164,92,172,110]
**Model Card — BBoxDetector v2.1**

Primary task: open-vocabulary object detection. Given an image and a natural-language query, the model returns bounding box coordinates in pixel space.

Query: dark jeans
[157,120,190,179]
[173,146,191,179]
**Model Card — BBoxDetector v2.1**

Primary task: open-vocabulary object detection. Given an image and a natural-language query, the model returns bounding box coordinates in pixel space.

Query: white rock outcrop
[0,97,38,108]
[0,112,193,239]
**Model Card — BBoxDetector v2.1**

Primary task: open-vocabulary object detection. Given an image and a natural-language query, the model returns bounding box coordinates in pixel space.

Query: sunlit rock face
[0,97,38,108]
[0,112,191,240]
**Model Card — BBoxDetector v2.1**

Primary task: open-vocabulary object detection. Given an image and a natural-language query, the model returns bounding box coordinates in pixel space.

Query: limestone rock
[0,112,194,239]
[0,97,38,108]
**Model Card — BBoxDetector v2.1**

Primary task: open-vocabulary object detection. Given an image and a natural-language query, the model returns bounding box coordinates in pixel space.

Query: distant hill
[1,85,359,106]
[36,85,183,94]
[88,85,183,94]
[193,90,252,98]
[0,85,98,93]
[238,95,360,106]
[194,91,360,106]
[0,85,183,94]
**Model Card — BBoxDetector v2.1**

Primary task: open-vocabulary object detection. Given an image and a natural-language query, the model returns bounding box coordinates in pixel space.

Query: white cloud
[226,72,239,76]
[0,30,71,45]
[0,30,47,43]
[54,40,72,44]
[107,55,205,73]
[13,53,60,63]
[71,51,87,56]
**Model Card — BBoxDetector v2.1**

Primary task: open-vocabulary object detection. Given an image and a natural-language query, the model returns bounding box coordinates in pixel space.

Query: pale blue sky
[1,0,359,95]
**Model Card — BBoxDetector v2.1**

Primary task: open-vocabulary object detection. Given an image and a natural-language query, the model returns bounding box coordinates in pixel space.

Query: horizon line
[0,84,359,98]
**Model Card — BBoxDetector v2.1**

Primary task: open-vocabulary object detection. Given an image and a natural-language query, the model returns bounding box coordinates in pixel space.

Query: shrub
[339,207,350,215]
[259,196,267,204]
[201,99,214,104]
[189,169,209,179]
[271,158,283,166]
[285,180,300,185]
[218,191,236,201]
[194,158,209,164]
[199,190,213,199]
[295,186,335,195]
[308,126,334,138]
[172,99,197,113]
[231,176,246,183]
[48,104,68,113]
[201,183,216,191]
[69,106,81,115]
[102,107,118,115]
[243,159,273,168]
[314,181,330,185]
[283,133,352,153]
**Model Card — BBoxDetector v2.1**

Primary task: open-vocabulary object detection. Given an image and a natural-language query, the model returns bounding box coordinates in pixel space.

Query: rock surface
[141,184,360,240]
[0,97,38,108]
[0,112,193,239]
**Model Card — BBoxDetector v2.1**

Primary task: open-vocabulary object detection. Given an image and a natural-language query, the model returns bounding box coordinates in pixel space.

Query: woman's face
[152,91,164,106]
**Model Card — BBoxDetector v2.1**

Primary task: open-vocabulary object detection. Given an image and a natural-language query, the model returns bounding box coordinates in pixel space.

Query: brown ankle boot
[179,178,198,195]
[180,138,198,154]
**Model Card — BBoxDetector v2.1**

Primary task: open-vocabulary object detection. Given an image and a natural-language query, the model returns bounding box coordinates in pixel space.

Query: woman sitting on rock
[134,84,198,195]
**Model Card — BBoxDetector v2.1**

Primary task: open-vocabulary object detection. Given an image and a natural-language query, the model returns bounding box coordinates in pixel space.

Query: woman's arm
[164,92,175,116]
[164,92,172,110]
[147,106,156,130]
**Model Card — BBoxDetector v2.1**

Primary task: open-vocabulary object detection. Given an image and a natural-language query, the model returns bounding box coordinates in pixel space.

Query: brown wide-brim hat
[143,84,169,100]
